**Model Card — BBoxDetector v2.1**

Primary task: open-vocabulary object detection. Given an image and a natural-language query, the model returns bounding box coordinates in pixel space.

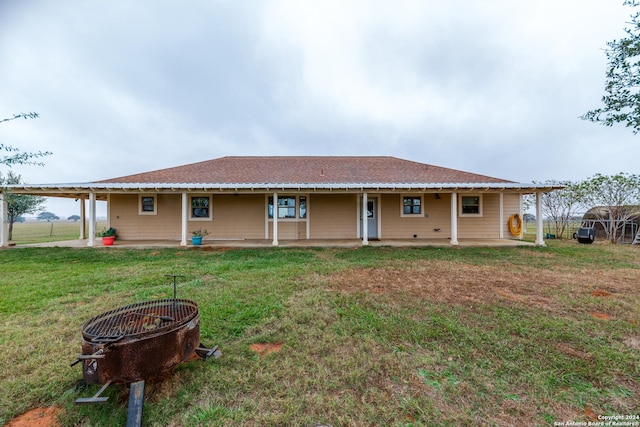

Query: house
[0,156,559,247]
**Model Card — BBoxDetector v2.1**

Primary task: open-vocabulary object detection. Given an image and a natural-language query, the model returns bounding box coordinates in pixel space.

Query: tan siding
[268,221,300,239]
[502,193,522,239]
[309,194,358,238]
[109,193,266,240]
[380,193,451,239]
[298,221,307,239]
[200,194,264,239]
[455,193,522,239]
[110,194,182,239]
[457,193,500,238]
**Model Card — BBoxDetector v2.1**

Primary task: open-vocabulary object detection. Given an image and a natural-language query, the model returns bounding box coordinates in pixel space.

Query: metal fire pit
[79,298,201,384]
[72,277,220,426]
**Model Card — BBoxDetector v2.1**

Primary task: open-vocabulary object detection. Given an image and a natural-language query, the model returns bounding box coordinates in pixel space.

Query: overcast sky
[1,1,639,216]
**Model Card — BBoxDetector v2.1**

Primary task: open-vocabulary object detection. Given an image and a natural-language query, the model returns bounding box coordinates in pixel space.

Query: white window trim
[138,194,157,215]
[267,195,308,221]
[400,194,424,217]
[189,195,213,221]
[459,193,483,217]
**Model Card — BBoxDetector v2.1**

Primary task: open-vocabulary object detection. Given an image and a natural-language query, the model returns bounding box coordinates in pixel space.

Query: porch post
[362,192,369,246]
[79,198,86,239]
[272,192,279,246]
[450,192,459,245]
[499,193,504,239]
[181,192,188,246]
[88,192,96,247]
[0,191,7,247]
[535,191,546,247]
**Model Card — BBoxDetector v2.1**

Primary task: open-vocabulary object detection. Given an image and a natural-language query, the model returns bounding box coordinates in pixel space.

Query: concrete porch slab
[13,238,536,249]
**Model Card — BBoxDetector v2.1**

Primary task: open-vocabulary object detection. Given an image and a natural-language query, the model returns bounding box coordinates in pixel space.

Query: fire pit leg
[195,344,221,360]
[126,380,145,427]
[75,380,112,404]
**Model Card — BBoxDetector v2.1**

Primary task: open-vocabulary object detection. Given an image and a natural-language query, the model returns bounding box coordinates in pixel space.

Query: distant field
[9,220,107,245]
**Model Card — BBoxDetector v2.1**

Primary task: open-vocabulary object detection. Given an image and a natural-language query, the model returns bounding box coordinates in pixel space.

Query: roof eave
[3,182,563,196]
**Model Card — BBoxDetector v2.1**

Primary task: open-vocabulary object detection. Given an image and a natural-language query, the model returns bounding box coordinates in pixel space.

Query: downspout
[362,192,369,246]
[0,191,7,247]
[88,192,96,247]
[450,192,459,245]
[181,192,188,246]
[535,191,546,247]
[272,192,279,246]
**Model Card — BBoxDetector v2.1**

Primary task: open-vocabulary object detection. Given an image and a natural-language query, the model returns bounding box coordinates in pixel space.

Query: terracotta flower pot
[102,236,116,246]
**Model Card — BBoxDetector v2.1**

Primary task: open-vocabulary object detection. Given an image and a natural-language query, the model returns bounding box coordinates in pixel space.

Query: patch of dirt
[326,261,638,317]
[4,407,61,427]
[555,343,593,360]
[623,337,640,350]
[590,312,612,320]
[327,262,563,310]
[591,289,612,297]
[249,342,282,356]
[189,245,213,251]
[584,404,598,422]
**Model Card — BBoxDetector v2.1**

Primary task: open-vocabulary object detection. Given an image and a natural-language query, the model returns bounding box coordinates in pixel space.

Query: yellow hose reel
[508,213,523,237]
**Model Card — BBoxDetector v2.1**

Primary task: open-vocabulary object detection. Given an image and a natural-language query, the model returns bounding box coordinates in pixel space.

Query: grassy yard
[0,241,638,426]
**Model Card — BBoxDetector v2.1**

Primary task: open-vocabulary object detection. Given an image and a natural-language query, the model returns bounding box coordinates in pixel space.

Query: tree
[37,211,59,222]
[0,111,52,240]
[68,215,81,222]
[0,171,46,240]
[582,1,640,133]
[0,112,51,167]
[523,180,583,239]
[576,172,640,242]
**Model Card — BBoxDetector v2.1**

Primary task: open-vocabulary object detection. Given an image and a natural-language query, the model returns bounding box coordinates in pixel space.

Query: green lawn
[0,242,638,426]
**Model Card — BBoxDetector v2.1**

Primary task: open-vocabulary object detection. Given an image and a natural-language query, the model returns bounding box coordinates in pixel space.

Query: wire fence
[10,220,107,244]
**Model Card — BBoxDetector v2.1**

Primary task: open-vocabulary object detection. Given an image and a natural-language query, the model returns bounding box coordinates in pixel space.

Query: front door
[360,197,378,239]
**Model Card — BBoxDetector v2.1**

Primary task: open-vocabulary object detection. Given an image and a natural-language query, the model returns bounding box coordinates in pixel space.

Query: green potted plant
[98,227,117,246]
[190,228,209,246]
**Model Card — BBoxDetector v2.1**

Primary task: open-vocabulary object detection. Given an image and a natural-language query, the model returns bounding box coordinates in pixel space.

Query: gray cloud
[1,0,638,216]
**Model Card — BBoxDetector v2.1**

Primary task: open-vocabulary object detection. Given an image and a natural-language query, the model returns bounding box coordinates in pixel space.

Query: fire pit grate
[82,299,198,342]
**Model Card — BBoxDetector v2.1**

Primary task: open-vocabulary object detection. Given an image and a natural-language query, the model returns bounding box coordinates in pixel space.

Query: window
[268,195,307,219]
[190,196,211,220]
[460,195,482,216]
[401,195,422,216]
[278,196,296,218]
[139,195,157,215]
[299,196,307,218]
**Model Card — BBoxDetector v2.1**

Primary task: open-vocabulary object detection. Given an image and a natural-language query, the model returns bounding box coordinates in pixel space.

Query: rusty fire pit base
[74,342,220,427]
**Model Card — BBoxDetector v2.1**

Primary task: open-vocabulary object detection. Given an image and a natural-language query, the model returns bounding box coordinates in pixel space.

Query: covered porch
[0,187,550,248]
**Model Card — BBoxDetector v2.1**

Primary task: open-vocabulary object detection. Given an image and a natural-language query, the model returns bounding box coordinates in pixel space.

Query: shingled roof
[5,156,561,199]
[98,156,513,185]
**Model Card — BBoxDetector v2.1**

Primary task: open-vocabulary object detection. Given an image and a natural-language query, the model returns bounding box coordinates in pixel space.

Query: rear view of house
[1,156,557,247]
